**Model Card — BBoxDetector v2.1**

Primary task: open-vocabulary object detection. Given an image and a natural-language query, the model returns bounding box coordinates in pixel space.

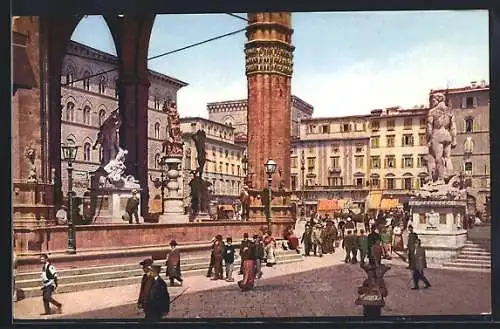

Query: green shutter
[473,119,480,132]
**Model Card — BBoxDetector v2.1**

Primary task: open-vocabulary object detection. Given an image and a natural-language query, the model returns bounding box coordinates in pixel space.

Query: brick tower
[245,12,294,191]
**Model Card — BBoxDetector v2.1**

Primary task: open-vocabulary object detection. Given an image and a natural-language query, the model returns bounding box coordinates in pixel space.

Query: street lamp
[242,153,248,184]
[61,138,79,254]
[300,150,305,217]
[149,154,167,214]
[264,159,277,234]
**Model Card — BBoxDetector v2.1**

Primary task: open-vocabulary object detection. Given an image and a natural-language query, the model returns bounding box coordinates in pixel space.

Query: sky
[70,11,489,118]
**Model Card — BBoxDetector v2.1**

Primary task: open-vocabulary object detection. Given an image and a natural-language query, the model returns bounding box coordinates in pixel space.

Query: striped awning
[318,199,339,212]
[379,198,400,210]
[367,191,383,209]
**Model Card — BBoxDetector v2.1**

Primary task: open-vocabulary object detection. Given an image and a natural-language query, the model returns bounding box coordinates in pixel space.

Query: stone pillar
[158,157,188,223]
[245,12,294,191]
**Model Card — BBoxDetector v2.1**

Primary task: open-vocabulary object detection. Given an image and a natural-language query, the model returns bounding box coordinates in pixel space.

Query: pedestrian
[39,254,62,315]
[357,229,369,264]
[206,236,216,278]
[223,237,236,282]
[144,264,170,321]
[211,235,224,280]
[55,205,68,225]
[338,218,346,239]
[137,258,154,310]
[351,229,358,264]
[263,232,276,267]
[381,225,393,259]
[342,230,354,264]
[126,189,140,224]
[371,239,384,268]
[238,235,257,291]
[165,240,183,286]
[411,239,431,290]
[238,233,250,275]
[407,225,419,269]
[367,225,382,266]
[392,224,404,252]
[301,224,313,256]
[254,235,265,278]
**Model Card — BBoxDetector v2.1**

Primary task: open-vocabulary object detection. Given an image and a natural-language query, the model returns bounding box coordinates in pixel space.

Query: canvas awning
[338,199,350,209]
[379,198,400,210]
[367,191,383,209]
[317,199,339,212]
[219,205,234,211]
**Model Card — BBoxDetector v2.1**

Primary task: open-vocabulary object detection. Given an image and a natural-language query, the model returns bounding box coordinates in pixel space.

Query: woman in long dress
[392,224,404,252]
[263,233,276,267]
[238,237,257,291]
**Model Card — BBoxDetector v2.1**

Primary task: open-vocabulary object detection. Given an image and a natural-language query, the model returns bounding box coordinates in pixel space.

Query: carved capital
[245,43,294,77]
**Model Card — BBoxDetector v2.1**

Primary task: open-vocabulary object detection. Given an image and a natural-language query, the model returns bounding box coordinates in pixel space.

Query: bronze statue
[162,100,183,157]
[191,129,207,178]
[426,93,457,184]
[93,109,121,166]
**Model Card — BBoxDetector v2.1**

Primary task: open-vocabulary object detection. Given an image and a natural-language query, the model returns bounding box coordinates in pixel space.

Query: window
[356,177,364,187]
[403,156,414,168]
[385,155,396,169]
[355,156,364,169]
[404,177,413,190]
[420,176,427,187]
[386,119,395,131]
[98,109,106,126]
[439,214,447,225]
[465,118,474,133]
[212,147,216,157]
[386,135,395,148]
[417,155,427,168]
[386,177,395,189]
[225,150,229,158]
[370,156,381,169]
[237,165,241,176]
[465,96,474,108]
[66,72,74,86]
[154,123,161,139]
[328,177,343,186]
[66,102,75,122]
[371,178,380,189]
[219,162,223,173]
[419,133,426,146]
[291,176,297,191]
[114,79,119,98]
[83,71,90,90]
[331,156,340,169]
[321,124,330,134]
[154,96,160,110]
[83,106,91,125]
[342,123,351,132]
[231,164,235,175]
[464,137,474,154]
[307,158,316,171]
[225,163,229,173]
[404,118,412,129]
[291,157,298,168]
[154,154,160,169]
[464,161,473,175]
[230,151,234,159]
[83,142,91,161]
[402,134,414,146]
[419,118,426,129]
[371,137,380,148]
[371,120,380,131]
[356,147,363,153]
[98,75,106,94]
[307,124,315,134]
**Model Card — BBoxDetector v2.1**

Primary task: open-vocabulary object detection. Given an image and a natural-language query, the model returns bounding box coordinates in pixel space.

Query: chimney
[480,80,487,88]
[471,81,478,88]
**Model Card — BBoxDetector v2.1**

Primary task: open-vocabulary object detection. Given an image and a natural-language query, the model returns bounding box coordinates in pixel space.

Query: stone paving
[13,249,491,320]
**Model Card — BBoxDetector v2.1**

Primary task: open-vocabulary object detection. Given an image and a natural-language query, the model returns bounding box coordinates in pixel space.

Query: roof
[300,108,427,123]
[180,116,235,129]
[431,84,489,95]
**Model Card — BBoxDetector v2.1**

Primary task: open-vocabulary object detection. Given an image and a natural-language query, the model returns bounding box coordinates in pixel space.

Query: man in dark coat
[342,230,355,264]
[301,224,313,256]
[206,237,216,277]
[407,225,419,269]
[411,239,431,289]
[125,190,140,224]
[165,240,183,286]
[211,235,224,280]
[367,225,382,266]
[144,264,170,321]
[239,233,250,275]
[137,258,154,310]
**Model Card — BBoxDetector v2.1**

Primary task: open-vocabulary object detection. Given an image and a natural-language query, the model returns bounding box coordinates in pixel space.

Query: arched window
[154,122,161,139]
[465,117,474,133]
[154,153,160,169]
[83,142,92,161]
[66,71,75,86]
[83,106,91,125]
[98,75,106,94]
[83,71,91,90]
[98,109,106,126]
[154,96,160,110]
[464,137,474,154]
[66,102,75,122]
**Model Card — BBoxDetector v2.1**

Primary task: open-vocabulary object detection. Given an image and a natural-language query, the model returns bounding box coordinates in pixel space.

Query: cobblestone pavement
[13,250,491,320]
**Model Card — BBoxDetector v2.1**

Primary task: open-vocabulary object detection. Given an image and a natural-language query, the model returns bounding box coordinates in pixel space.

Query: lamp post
[264,159,277,234]
[300,150,305,217]
[61,138,79,254]
[149,154,167,214]
[242,153,248,185]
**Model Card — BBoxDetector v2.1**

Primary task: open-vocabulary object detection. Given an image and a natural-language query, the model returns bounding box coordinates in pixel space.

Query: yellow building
[291,106,428,214]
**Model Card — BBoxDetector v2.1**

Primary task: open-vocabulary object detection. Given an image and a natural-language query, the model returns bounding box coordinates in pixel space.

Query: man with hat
[144,264,170,321]
[126,189,140,224]
[238,233,250,275]
[206,236,217,278]
[137,258,154,310]
[165,240,183,286]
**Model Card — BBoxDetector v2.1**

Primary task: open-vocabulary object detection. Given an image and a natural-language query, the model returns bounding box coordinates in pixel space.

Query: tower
[245,12,294,191]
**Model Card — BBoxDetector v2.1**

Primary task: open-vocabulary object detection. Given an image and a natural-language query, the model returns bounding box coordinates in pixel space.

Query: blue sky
[71,11,489,118]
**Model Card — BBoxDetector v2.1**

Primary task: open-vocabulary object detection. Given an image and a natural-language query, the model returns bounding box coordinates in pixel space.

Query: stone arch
[81,98,93,110]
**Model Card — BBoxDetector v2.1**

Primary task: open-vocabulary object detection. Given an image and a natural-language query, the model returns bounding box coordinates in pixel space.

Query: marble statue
[162,100,184,157]
[102,148,140,189]
[191,129,207,178]
[426,93,457,184]
[93,109,121,166]
[456,213,463,229]
[24,144,37,182]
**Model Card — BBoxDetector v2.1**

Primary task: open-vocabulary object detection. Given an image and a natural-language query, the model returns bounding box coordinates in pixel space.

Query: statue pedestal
[158,156,188,224]
[91,189,143,224]
[409,198,467,264]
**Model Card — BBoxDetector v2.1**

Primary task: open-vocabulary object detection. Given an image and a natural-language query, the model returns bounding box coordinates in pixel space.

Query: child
[223,237,236,282]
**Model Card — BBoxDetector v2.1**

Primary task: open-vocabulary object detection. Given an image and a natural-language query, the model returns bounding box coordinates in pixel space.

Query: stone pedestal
[409,198,467,264]
[12,180,56,228]
[92,189,143,224]
[158,157,188,224]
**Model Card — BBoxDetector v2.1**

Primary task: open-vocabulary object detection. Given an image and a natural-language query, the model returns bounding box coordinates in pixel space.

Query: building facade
[207,95,314,140]
[179,117,246,207]
[60,41,188,210]
[430,81,490,215]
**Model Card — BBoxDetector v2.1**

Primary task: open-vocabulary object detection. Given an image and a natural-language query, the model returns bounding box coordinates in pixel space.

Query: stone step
[16,255,303,298]
[460,251,490,257]
[16,252,301,289]
[442,262,491,270]
[457,255,491,261]
[452,259,491,265]
[462,246,489,252]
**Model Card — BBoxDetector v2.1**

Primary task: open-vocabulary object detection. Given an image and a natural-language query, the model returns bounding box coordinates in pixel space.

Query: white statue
[104,148,127,183]
[456,213,463,230]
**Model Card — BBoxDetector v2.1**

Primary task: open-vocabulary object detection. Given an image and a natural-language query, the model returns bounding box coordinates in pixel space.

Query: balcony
[328,167,341,174]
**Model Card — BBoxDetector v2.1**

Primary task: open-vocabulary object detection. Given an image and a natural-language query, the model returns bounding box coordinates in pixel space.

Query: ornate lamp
[61,138,79,254]
[264,159,277,234]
